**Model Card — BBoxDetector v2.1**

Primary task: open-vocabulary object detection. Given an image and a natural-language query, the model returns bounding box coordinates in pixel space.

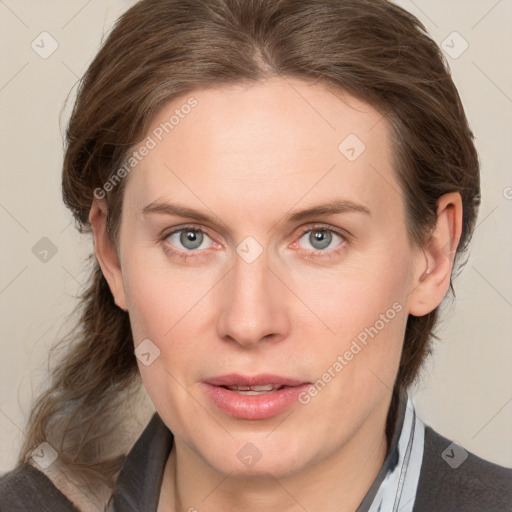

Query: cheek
[122,255,208,425]
[292,247,411,335]
[123,266,173,342]
[121,245,206,337]
[298,248,412,393]
[121,250,221,384]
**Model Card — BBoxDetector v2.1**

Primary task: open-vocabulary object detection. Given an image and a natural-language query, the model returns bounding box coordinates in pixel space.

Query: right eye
[166,227,213,250]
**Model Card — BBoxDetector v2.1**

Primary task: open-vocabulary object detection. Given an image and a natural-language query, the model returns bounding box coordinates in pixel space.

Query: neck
[159,396,396,512]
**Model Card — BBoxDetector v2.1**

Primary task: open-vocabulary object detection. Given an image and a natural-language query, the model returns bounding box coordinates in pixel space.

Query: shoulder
[414,424,512,512]
[0,463,80,511]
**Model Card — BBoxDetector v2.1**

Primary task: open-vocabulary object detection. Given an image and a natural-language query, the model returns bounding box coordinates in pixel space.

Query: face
[112,77,426,478]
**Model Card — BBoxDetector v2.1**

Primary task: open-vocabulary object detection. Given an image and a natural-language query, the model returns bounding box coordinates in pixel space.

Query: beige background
[1,0,511,473]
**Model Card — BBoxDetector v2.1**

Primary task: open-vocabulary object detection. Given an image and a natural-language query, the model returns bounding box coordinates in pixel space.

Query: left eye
[297,228,344,252]
[166,228,213,251]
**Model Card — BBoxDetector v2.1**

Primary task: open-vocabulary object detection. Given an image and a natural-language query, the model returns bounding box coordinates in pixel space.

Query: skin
[90,77,462,512]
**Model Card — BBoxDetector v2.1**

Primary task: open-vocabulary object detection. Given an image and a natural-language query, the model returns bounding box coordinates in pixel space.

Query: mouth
[219,384,287,395]
[201,373,312,420]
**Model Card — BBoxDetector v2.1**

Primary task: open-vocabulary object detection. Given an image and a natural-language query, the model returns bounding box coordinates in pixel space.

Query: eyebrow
[142,198,371,227]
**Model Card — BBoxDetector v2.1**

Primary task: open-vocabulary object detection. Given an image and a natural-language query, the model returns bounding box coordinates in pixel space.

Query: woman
[1,0,510,510]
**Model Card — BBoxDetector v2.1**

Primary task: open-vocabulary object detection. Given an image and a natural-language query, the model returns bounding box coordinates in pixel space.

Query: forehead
[124,77,403,227]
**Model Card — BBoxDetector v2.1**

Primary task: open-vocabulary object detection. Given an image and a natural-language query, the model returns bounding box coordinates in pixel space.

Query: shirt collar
[356,388,425,512]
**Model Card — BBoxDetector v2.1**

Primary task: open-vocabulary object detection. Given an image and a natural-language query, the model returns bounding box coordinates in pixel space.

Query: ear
[89,198,127,311]
[407,192,463,317]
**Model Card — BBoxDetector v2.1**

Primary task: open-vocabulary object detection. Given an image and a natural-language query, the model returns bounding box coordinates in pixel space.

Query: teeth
[248,384,275,391]
[233,389,276,395]
[225,384,277,392]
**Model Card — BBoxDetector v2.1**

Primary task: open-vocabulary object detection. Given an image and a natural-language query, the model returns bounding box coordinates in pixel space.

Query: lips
[201,373,311,420]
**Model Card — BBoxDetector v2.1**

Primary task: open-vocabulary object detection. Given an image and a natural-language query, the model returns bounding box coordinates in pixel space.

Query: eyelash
[160,224,347,261]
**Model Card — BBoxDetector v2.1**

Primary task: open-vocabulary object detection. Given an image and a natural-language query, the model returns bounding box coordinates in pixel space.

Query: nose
[216,248,290,348]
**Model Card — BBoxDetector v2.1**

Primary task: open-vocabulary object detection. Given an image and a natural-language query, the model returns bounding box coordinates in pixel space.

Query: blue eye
[297,227,345,253]
[165,227,213,252]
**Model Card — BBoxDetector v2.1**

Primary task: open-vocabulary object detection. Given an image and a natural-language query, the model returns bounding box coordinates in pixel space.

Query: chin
[196,434,313,479]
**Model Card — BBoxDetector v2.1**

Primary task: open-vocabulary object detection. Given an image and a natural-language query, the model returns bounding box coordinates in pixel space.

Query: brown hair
[19,0,480,507]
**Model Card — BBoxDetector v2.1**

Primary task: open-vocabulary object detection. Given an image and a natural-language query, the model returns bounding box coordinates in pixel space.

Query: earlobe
[88,199,127,311]
[408,192,463,317]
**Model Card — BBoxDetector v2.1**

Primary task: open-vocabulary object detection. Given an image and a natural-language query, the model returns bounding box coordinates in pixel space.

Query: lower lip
[201,383,311,420]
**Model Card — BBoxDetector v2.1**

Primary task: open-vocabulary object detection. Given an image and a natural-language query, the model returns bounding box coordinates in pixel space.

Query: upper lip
[204,373,309,387]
